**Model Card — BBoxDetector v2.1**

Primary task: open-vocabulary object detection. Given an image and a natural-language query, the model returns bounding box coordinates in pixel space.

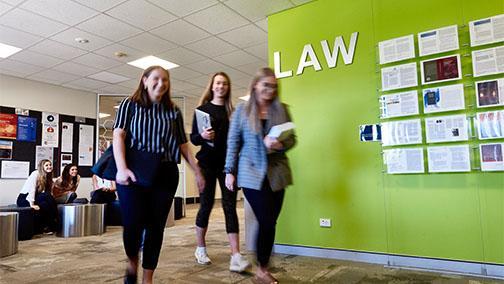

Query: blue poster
[17,116,37,142]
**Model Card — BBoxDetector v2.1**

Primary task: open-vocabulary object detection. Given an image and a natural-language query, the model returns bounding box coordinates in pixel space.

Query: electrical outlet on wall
[319,218,331,228]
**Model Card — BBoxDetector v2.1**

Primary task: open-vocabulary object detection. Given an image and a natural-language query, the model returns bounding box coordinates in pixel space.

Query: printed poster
[0,113,17,139]
[41,112,59,147]
[17,116,37,142]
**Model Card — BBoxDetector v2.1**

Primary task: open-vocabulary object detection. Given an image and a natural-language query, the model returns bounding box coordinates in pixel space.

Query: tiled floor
[0,202,501,283]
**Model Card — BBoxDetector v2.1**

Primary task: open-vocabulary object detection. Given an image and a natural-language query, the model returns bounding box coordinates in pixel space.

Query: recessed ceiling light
[127,55,179,70]
[99,113,111,118]
[0,42,22,58]
[74,37,89,44]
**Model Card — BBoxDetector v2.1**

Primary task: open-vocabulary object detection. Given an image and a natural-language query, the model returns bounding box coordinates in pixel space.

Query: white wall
[0,74,97,205]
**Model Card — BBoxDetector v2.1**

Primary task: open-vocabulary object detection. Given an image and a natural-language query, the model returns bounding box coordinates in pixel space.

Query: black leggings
[17,192,59,232]
[117,162,178,270]
[195,166,239,233]
[243,180,284,267]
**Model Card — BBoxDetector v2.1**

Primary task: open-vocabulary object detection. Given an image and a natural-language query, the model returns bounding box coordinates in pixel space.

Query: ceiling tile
[120,33,177,55]
[186,59,228,75]
[0,24,43,48]
[158,47,206,65]
[171,78,201,91]
[146,0,217,17]
[75,14,142,41]
[87,71,130,84]
[63,77,109,90]
[72,0,128,12]
[106,64,143,78]
[0,2,13,16]
[255,18,267,31]
[20,0,97,26]
[244,42,268,61]
[72,53,123,69]
[214,50,259,67]
[106,0,177,30]
[221,67,249,80]
[169,66,202,80]
[184,4,248,34]
[94,43,145,63]
[28,39,87,60]
[234,60,267,75]
[9,50,64,68]
[0,0,24,5]
[28,69,80,84]
[50,27,112,51]
[183,87,205,97]
[118,78,139,89]
[223,0,293,22]
[51,61,101,77]
[0,58,44,76]
[0,8,68,37]
[150,20,210,45]
[185,37,237,57]
[188,75,211,88]
[95,84,133,94]
[232,76,252,88]
[218,24,266,48]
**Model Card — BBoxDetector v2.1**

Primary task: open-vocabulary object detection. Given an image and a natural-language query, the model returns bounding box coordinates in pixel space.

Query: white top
[19,171,38,206]
[95,176,112,189]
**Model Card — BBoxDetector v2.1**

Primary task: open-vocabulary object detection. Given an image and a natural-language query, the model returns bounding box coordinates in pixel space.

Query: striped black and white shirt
[113,98,187,163]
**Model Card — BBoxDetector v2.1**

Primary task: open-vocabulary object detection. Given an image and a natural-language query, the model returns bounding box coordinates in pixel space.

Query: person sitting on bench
[53,164,80,204]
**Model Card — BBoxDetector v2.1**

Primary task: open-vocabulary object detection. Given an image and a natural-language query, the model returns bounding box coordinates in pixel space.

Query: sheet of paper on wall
[420,54,462,85]
[381,119,422,146]
[472,46,504,77]
[78,124,94,166]
[475,78,504,108]
[383,148,424,174]
[0,140,13,160]
[41,112,59,147]
[195,109,213,147]
[381,62,418,91]
[418,25,459,57]
[469,14,504,47]
[0,113,17,140]
[61,122,74,153]
[1,160,30,178]
[17,116,37,142]
[35,146,53,168]
[427,145,471,173]
[380,90,419,118]
[60,153,73,175]
[475,110,504,140]
[479,143,504,171]
[378,34,415,64]
[423,84,465,113]
[267,122,295,142]
[359,124,381,142]
[425,114,469,143]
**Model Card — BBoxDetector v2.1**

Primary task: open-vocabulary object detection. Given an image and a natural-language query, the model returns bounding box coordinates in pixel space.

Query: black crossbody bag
[91,102,163,187]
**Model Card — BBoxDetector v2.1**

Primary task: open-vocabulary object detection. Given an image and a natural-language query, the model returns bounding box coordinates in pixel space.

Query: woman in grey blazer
[225,67,296,284]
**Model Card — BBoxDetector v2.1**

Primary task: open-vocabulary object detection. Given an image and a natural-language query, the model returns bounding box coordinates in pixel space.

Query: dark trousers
[117,162,178,270]
[90,189,117,204]
[196,166,239,233]
[17,192,59,233]
[243,179,285,267]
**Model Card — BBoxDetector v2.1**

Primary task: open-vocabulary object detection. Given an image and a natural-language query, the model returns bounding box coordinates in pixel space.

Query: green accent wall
[269,0,504,264]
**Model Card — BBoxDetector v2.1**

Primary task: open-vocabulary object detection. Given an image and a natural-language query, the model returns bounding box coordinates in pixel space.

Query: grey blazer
[224,102,296,191]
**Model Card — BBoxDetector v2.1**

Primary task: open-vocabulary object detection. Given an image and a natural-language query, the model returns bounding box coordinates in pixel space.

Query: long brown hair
[245,67,286,132]
[36,159,53,193]
[131,65,173,109]
[198,72,233,117]
[60,164,78,188]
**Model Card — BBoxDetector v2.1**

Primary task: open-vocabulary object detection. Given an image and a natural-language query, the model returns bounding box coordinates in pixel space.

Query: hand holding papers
[267,122,295,142]
[195,109,214,147]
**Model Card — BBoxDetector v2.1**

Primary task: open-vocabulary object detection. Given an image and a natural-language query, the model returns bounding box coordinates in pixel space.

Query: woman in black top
[113,65,204,284]
[190,72,250,272]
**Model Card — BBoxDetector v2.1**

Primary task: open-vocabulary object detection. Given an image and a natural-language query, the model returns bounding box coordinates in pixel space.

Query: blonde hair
[245,67,287,132]
[198,72,233,117]
[36,159,53,193]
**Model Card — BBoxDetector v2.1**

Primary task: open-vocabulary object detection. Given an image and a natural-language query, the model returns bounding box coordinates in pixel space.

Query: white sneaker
[229,253,251,273]
[194,247,211,265]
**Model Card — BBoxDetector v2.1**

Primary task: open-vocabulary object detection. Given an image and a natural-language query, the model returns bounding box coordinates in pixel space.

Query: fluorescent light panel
[127,55,179,70]
[99,113,111,118]
[0,42,22,58]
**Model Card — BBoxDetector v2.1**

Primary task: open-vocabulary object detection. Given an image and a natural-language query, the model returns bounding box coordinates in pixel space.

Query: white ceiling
[0,0,312,113]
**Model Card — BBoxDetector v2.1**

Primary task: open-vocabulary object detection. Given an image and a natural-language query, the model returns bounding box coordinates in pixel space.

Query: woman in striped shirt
[113,65,204,284]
